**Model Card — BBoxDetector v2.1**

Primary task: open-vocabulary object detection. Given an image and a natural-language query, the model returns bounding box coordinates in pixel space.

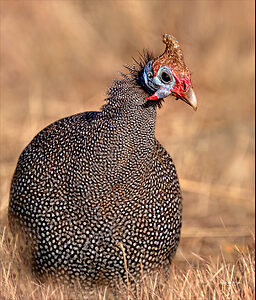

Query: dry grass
[0,226,254,299]
[0,1,255,299]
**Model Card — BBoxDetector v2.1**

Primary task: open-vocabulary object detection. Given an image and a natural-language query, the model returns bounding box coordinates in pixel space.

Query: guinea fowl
[8,34,197,288]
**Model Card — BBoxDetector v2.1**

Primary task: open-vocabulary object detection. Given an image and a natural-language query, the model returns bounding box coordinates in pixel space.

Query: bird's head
[139,34,197,111]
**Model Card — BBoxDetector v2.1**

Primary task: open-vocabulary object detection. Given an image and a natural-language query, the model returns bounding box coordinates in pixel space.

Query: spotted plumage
[8,34,197,288]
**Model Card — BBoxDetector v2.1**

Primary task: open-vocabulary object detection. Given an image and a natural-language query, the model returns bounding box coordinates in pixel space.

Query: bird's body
[8,34,197,287]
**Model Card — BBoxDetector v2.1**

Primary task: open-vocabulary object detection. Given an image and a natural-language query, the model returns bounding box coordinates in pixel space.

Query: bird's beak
[147,85,198,111]
[178,86,198,111]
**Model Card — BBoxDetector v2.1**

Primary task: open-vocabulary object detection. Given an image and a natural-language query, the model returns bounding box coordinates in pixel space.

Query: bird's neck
[101,76,157,151]
[96,77,158,173]
[111,104,157,150]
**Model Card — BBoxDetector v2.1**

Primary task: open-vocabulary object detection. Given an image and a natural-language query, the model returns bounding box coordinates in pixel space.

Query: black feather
[132,49,154,72]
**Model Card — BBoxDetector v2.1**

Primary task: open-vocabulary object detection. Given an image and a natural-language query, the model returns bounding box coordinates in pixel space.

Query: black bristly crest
[123,49,154,82]
[132,49,154,72]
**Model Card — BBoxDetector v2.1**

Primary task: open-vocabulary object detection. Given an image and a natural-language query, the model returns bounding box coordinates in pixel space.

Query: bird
[8,34,197,289]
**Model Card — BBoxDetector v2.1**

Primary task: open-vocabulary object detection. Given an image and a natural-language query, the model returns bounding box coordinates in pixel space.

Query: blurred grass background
[0,0,255,269]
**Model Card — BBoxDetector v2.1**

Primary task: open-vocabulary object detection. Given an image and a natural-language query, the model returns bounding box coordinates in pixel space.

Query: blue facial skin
[140,60,176,98]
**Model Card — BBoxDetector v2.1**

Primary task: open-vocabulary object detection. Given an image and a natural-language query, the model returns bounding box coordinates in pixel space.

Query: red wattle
[146,94,158,101]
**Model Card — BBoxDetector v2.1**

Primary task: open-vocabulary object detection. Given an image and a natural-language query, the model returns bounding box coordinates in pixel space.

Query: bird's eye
[148,72,153,80]
[161,72,171,83]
